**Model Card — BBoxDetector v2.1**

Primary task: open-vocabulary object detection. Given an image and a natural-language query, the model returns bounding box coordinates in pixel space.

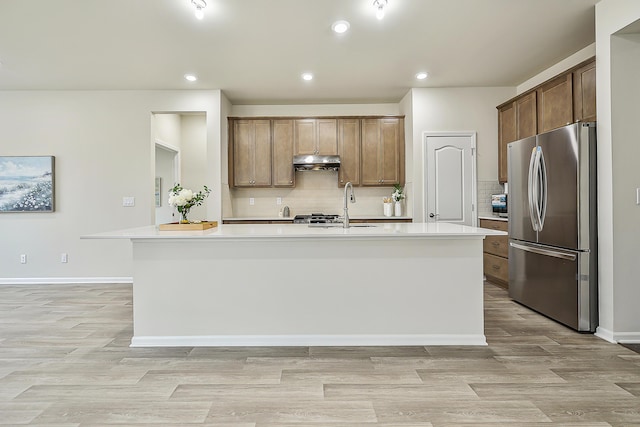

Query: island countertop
[85,221,501,347]
[85,222,506,241]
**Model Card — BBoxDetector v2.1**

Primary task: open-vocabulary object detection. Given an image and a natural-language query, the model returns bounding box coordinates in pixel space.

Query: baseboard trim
[0,277,133,285]
[595,327,617,343]
[614,332,640,344]
[130,334,488,347]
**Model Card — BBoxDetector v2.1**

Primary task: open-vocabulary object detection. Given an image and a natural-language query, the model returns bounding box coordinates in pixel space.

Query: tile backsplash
[224,175,502,220]
[477,180,505,217]
[227,171,409,218]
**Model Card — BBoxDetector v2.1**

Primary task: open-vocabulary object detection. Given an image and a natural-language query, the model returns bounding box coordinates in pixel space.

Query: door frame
[154,139,180,225]
[422,131,478,227]
[155,138,181,186]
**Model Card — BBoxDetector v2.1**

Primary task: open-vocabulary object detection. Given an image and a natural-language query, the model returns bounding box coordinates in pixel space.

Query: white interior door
[425,133,476,226]
[154,142,180,225]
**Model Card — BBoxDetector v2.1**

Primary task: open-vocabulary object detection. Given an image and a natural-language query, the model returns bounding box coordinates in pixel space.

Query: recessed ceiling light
[416,72,428,80]
[302,73,314,81]
[331,20,350,34]
[184,74,198,82]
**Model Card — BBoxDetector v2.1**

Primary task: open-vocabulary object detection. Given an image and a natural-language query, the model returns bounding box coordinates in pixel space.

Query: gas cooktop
[293,213,340,224]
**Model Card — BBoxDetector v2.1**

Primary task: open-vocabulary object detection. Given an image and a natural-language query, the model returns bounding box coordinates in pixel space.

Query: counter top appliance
[293,213,340,224]
[507,122,597,332]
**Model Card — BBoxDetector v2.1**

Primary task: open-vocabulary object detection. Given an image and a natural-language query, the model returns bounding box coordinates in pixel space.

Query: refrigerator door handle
[527,147,538,231]
[509,241,577,261]
[537,147,548,231]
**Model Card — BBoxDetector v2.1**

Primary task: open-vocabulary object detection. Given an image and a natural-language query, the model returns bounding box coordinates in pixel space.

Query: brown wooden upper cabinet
[293,119,338,155]
[497,93,537,183]
[230,119,272,187]
[361,118,405,186]
[337,118,360,187]
[537,73,573,133]
[573,60,596,123]
[496,57,595,183]
[497,102,516,184]
[272,119,295,187]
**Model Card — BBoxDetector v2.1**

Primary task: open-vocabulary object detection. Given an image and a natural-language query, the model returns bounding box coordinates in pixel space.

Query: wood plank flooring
[0,282,639,426]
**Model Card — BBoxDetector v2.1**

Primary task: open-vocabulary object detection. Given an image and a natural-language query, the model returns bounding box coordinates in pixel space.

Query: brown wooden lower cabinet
[480,218,509,288]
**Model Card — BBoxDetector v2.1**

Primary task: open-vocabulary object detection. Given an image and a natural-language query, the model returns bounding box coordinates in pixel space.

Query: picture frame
[155,177,162,207]
[0,156,55,213]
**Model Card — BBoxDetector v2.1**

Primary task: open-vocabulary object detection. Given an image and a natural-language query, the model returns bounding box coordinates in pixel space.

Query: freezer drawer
[508,240,596,332]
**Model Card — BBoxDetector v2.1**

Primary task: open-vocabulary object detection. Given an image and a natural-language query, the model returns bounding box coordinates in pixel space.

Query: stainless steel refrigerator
[507,122,597,332]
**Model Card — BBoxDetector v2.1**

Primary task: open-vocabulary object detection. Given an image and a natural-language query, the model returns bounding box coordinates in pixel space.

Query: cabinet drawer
[483,253,509,284]
[479,219,508,232]
[484,235,508,258]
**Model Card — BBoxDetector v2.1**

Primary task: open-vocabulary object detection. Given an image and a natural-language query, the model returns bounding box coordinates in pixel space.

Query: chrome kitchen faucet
[343,182,356,228]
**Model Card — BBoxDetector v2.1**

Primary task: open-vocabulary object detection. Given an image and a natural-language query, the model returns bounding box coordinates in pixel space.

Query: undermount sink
[307,223,377,228]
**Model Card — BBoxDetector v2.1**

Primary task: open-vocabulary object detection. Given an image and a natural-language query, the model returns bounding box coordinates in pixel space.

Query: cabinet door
[380,118,403,185]
[360,118,404,186]
[294,119,316,155]
[232,120,254,187]
[516,91,537,139]
[272,120,294,187]
[338,119,360,186]
[361,119,381,186]
[537,73,573,133]
[252,120,272,186]
[497,102,516,183]
[573,60,596,122]
[317,119,338,155]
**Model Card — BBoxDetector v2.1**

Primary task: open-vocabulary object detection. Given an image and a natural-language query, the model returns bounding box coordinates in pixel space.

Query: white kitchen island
[87,222,505,347]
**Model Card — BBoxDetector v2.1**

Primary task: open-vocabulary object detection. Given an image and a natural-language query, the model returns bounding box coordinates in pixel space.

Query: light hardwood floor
[0,282,639,426]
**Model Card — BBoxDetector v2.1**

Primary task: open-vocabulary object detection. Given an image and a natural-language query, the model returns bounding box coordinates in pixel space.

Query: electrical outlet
[122,197,135,207]
[20,254,27,264]
[61,253,68,263]
[249,197,255,206]
[276,197,282,205]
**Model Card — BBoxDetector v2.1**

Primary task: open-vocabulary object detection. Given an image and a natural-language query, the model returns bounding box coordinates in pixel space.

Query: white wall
[230,104,400,117]
[153,113,182,225]
[595,0,640,342]
[517,43,596,95]
[610,32,640,338]
[0,90,223,281]
[179,114,208,222]
[407,87,515,223]
[154,113,181,147]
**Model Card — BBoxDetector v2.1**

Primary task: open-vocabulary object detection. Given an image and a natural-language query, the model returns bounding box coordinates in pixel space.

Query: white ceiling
[0,0,598,105]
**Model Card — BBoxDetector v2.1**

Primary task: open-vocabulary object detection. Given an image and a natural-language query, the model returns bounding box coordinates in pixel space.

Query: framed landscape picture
[0,156,55,212]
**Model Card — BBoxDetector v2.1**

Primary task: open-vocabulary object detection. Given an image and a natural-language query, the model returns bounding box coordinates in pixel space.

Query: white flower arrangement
[392,184,405,202]
[168,183,211,223]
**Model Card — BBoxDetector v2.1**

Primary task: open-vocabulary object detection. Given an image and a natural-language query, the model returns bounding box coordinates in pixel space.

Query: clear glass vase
[180,209,190,224]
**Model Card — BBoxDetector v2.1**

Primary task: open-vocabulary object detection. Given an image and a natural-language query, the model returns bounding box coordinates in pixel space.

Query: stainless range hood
[293,154,341,171]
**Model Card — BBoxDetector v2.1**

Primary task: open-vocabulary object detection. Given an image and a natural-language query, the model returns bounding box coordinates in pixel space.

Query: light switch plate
[276,197,282,205]
[249,198,255,206]
[122,197,135,207]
